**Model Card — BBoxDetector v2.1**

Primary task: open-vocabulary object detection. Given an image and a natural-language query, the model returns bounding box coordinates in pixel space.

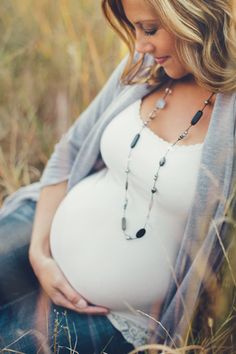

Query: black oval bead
[136,228,146,238]
[191,110,203,125]
[159,156,166,166]
[131,134,140,148]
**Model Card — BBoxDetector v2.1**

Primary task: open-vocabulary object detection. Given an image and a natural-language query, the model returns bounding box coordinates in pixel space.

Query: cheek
[162,31,177,51]
[167,38,177,53]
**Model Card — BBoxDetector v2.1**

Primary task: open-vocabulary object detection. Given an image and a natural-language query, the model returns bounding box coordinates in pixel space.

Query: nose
[135,33,155,54]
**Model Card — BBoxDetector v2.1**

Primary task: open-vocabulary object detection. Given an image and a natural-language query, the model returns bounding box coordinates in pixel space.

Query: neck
[171,74,214,98]
[176,73,198,86]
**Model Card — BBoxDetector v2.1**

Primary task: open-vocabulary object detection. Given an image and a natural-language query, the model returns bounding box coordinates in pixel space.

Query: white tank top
[50,99,203,313]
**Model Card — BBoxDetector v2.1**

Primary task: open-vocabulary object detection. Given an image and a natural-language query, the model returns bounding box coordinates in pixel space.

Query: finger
[73,297,109,314]
[52,284,109,315]
[53,292,109,315]
[52,291,81,312]
[74,305,110,315]
[55,279,106,312]
[58,281,82,305]
[59,286,104,313]
[73,296,109,313]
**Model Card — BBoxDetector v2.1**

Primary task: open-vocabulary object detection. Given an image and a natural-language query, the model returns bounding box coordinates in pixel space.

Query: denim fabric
[49,305,135,354]
[0,290,135,353]
[0,200,135,353]
[0,200,39,306]
[0,289,41,352]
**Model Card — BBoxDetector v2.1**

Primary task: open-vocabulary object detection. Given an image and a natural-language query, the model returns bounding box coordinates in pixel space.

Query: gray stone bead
[122,217,127,231]
[156,98,166,109]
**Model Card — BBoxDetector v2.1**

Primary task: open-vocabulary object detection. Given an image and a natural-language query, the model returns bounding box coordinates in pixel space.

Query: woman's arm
[29,182,109,314]
[28,56,132,314]
[29,182,67,257]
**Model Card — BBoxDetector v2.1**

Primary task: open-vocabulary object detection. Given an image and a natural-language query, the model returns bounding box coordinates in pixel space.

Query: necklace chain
[122,80,215,240]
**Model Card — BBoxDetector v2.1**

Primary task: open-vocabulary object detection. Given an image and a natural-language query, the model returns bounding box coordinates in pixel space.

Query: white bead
[156,98,166,109]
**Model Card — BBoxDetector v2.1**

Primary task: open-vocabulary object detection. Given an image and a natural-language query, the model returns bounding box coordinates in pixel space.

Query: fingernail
[76,298,87,309]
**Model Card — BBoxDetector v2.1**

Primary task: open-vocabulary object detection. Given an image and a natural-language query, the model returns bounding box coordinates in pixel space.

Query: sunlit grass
[0,0,126,205]
[0,1,235,353]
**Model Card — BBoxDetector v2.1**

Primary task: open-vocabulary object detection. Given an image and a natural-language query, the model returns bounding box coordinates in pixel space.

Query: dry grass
[0,0,126,205]
[0,1,235,353]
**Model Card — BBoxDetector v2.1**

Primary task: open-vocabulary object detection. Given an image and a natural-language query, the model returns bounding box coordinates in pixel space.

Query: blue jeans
[0,200,135,353]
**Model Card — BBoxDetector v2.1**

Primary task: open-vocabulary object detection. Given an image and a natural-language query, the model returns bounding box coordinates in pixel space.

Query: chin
[165,70,190,80]
[163,64,190,80]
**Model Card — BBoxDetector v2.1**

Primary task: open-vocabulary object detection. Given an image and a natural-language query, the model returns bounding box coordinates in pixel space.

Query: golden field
[0,0,125,205]
[0,1,235,353]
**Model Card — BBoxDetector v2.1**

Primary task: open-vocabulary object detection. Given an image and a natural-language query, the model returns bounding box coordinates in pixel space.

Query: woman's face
[122,0,190,79]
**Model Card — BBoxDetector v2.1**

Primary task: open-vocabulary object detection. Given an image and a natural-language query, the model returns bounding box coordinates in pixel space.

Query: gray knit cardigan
[1,55,236,346]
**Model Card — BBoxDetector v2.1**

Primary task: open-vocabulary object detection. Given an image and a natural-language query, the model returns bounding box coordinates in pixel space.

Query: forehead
[121,0,159,23]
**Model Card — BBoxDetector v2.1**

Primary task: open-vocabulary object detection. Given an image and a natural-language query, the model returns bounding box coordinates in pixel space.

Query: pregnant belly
[50,172,177,311]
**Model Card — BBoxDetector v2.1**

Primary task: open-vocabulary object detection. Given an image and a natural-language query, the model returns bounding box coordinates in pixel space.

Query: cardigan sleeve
[40,55,129,188]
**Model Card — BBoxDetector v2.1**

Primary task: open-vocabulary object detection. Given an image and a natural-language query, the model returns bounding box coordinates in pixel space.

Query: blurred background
[0,0,126,205]
[0,1,235,352]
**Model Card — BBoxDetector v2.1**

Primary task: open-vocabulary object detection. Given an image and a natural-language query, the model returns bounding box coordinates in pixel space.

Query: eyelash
[143,29,158,36]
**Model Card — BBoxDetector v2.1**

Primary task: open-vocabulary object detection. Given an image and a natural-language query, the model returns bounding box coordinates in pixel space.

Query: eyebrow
[134,19,159,25]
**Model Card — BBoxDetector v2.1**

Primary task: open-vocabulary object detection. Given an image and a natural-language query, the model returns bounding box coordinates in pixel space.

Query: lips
[155,56,169,65]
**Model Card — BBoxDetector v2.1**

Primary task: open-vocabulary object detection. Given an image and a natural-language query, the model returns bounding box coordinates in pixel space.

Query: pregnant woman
[0,0,235,353]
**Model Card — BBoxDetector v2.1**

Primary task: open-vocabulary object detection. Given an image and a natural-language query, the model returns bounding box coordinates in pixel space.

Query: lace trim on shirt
[107,312,150,348]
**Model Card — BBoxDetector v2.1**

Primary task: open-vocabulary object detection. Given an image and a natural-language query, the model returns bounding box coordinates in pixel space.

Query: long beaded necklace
[121,80,215,240]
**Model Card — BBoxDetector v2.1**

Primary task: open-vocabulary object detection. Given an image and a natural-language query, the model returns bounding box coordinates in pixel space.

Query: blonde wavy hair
[102,0,236,92]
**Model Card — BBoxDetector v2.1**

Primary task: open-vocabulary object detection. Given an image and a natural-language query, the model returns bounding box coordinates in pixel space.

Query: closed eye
[143,28,158,36]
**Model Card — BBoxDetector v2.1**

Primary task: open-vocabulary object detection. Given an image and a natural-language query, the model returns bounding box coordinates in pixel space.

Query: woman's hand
[29,183,109,315]
[30,254,109,315]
